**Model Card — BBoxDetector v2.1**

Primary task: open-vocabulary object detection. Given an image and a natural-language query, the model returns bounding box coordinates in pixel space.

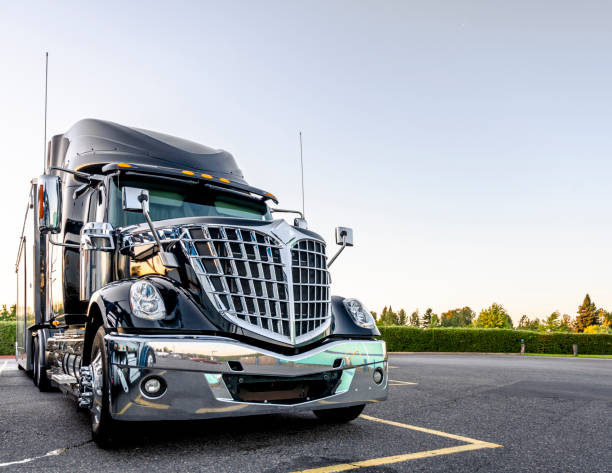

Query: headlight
[343,298,376,328]
[130,280,166,320]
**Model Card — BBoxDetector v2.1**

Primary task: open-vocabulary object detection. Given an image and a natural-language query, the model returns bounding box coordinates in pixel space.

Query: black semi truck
[15,119,387,445]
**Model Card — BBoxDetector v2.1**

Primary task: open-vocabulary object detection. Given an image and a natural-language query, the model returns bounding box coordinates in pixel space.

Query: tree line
[0,305,16,322]
[374,294,612,334]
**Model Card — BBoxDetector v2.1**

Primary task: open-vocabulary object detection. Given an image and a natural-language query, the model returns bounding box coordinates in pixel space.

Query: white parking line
[0,448,67,468]
[0,360,8,377]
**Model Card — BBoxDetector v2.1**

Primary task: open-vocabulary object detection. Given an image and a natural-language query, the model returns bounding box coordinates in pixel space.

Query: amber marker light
[182,170,195,176]
[38,184,44,219]
[265,192,275,198]
[219,178,230,183]
[117,163,132,168]
[201,173,213,179]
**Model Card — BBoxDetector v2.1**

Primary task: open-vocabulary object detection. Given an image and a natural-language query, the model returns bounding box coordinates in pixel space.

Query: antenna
[299,131,305,217]
[43,51,48,172]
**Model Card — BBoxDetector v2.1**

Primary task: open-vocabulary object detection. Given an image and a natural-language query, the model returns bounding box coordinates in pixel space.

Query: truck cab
[16,119,387,446]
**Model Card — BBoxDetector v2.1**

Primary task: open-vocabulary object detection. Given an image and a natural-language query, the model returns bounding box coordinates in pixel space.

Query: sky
[1,1,611,323]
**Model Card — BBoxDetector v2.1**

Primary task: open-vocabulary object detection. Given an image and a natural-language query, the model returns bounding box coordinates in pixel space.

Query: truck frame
[15,119,387,446]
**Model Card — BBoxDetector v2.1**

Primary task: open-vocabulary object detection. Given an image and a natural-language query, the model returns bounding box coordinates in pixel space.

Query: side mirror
[335,227,354,247]
[122,187,149,213]
[328,226,354,268]
[38,175,62,234]
[294,218,308,230]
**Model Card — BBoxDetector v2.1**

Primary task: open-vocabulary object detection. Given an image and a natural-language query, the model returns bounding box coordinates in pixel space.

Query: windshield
[109,177,272,227]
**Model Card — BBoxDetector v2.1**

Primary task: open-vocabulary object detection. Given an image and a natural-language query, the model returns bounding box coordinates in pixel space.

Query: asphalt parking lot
[0,354,610,472]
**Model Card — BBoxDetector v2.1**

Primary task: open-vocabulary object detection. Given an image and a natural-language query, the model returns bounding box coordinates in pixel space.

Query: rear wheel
[313,404,365,423]
[33,336,52,391]
[90,326,117,447]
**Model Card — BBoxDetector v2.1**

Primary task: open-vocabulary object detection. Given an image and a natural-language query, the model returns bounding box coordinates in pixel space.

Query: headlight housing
[130,280,166,320]
[343,298,376,328]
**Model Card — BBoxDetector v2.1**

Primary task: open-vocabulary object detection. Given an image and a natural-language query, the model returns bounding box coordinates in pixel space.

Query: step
[51,373,77,385]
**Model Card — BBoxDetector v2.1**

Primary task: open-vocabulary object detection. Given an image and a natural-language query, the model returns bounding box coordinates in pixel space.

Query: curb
[0,355,14,359]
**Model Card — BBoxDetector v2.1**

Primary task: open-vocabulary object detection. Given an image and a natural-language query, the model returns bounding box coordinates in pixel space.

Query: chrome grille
[181,224,331,345]
[183,226,292,341]
[291,240,330,338]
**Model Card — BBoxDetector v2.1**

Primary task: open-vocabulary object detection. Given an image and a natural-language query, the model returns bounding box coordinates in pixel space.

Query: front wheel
[313,404,365,423]
[89,326,118,447]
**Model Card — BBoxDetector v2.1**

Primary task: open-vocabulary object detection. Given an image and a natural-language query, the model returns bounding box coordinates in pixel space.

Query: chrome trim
[290,238,330,342]
[183,224,294,343]
[81,222,115,251]
[38,174,62,234]
[90,350,104,429]
[78,365,93,409]
[107,335,385,375]
[204,373,233,400]
[51,373,77,385]
[80,222,115,301]
[105,334,387,421]
[46,329,84,380]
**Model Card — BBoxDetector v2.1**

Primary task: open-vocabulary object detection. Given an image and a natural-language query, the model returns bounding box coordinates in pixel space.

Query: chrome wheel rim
[90,351,104,429]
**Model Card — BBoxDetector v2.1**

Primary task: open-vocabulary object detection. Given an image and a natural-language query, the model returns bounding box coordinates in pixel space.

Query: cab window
[108,177,271,227]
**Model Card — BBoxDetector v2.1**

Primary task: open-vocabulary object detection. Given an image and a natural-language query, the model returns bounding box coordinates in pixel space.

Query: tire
[89,326,118,447]
[33,336,52,392]
[313,404,365,423]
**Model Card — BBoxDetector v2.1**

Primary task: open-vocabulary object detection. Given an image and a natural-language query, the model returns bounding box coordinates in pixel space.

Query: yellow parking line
[296,443,497,473]
[290,415,501,473]
[116,402,133,416]
[195,404,249,414]
[361,415,501,446]
[389,379,418,386]
[133,394,170,410]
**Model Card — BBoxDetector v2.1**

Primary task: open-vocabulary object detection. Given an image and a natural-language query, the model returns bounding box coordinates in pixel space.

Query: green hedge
[378,326,612,355]
[3,321,611,355]
[0,321,15,356]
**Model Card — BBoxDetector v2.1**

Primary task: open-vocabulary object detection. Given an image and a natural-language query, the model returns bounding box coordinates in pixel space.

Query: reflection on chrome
[105,335,387,421]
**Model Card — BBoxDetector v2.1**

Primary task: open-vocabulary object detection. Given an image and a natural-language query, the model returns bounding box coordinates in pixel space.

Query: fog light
[373,368,384,384]
[140,376,166,398]
[144,378,161,394]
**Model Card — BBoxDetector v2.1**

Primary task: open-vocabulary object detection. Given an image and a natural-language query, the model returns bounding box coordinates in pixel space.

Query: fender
[82,276,224,364]
[87,276,222,331]
[330,295,381,337]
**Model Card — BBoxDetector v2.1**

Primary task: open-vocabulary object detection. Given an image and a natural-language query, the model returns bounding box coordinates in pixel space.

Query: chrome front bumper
[105,334,388,421]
